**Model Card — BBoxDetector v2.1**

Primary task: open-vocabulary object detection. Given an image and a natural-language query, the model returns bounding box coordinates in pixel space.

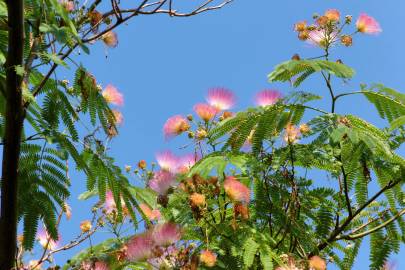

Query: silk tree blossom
[149,170,176,195]
[148,246,178,269]
[308,30,338,47]
[356,13,382,34]
[112,109,123,125]
[126,233,155,261]
[200,250,217,267]
[283,123,301,144]
[59,0,74,12]
[151,223,182,247]
[94,261,110,270]
[104,190,126,214]
[255,89,282,107]
[206,88,236,111]
[139,203,161,221]
[224,176,250,203]
[102,84,124,106]
[176,153,199,173]
[156,150,179,172]
[163,115,190,139]
[193,103,217,121]
[37,229,60,250]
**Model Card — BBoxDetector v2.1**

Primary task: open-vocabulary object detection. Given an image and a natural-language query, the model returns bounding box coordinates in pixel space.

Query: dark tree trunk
[0,0,25,269]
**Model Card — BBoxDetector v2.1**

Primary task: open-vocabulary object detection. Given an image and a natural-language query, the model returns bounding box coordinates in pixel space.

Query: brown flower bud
[294,21,307,32]
[137,160,147,170]
[345,15,353,24]
[291,54,301,61]
[316,16,329,26]
[341,35,353,47]
[298,30,310,41]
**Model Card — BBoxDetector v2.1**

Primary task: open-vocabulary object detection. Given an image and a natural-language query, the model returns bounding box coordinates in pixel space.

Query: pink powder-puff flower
[102,84,124,106]
[163,115,190,139]
[59,0,75,12]
[156,150,179,172]
[356,13,382,34]
[94,261,110,270]
[176,153,199,174]
[126,233,155,261]
[151,223,182,247]
[206,88,236,111]
[200,250,217,267]
[308,30,338,47]
[255,89,282,107]
[102,31,118,48]
[37,228,60,250]
[324,9,340,22]
[139,203,161,221]
[193,103,217,121]
[283,123,301,144]
[104,190,126,214]
[149,170,176,195]
[148,246,178,269]
[112,110,123,125]
[223,176,250,203]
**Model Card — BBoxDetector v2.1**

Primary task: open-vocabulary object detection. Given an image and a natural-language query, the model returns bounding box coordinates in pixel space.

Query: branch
[337,208,405,240]
[310,178,402,256]
[341,165,353,218]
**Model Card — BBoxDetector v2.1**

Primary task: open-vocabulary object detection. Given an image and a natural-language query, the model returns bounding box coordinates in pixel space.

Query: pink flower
[255,90,282,107]
[37,228,60,250]
[193,103,217,121]
[151,223,182,247]
[94,261,110,270]
[126,233,155,261]
[148,246,178,269]
[163,115,190,139]
[104,190,126,214]
[283,123,301,144]
[139,203,161,221]
[149,170,176,195]
[156,150,179,172]
[324,9,340,21]
[223,176,250,203]
[356,13,382,34]
[308,30,338,47]
[176,153,198,174]
[112,110,123,125]
[59,0,74,12]
[206,88,236,111]
[102,84,124,106]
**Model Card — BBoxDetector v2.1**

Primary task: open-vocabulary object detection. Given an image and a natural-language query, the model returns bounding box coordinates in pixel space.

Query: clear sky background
[31,0,405,268]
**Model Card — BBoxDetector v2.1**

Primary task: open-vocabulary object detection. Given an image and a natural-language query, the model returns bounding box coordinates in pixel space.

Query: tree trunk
[0,0,25,269]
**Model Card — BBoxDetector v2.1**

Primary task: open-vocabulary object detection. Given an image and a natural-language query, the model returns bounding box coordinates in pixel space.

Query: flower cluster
[163,88,282,141]
[124,223,186,265]
[294,9,381,48]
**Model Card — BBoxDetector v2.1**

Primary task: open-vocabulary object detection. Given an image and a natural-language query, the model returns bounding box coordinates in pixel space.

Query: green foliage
[268,59,355,87]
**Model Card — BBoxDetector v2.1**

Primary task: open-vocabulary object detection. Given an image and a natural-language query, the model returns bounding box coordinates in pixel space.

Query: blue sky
[33,0,405,268]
